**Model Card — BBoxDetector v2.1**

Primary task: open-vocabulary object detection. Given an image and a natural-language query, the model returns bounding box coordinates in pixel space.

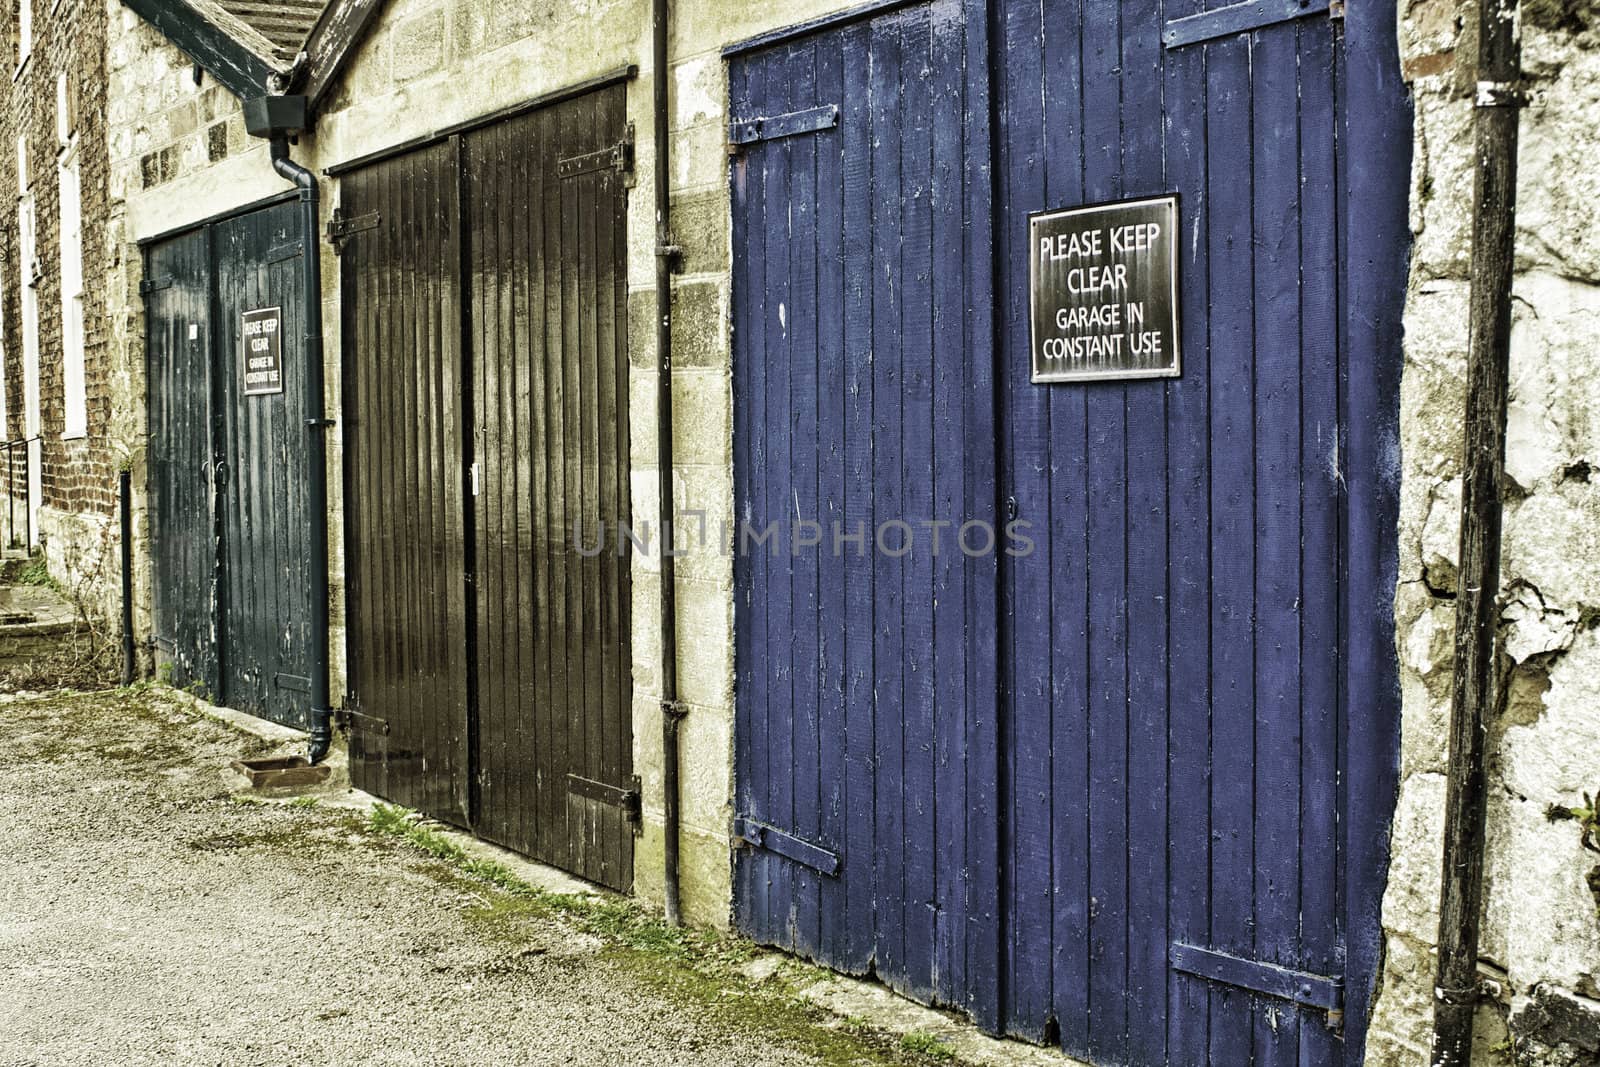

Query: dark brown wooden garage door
[338,80,635,891]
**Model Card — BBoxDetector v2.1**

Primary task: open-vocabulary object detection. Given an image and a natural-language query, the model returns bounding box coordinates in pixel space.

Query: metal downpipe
[269,135,335,767]
[119,470,136,686]
[653,0,685,927]
[1431,0,1525,1062]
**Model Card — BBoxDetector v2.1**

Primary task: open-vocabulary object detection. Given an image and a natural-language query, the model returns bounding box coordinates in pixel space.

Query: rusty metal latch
[1170,943,1344,1030]
[334,707,390,735]
[558,135,635,179]
[728,104,840,149]
[567,774,642,824]
[733,817,841,877]
[326,209,380,250]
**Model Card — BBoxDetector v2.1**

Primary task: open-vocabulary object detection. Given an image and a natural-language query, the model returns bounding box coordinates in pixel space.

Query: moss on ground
[363,804,962,1067]
[5,688,972,1066]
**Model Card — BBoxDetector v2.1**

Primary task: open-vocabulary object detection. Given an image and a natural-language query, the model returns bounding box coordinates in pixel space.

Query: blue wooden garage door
[730,2,1407,1064]
[729,0,1004,1024]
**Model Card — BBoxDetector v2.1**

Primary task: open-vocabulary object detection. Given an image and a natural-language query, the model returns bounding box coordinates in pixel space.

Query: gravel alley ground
[0,686,995,1067]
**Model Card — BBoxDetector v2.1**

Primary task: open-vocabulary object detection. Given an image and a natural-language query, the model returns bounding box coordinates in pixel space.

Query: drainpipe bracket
[661,698,689,722]
[1434,983,1482,1006]
[1475,80,1531,108]
[656,240,684,272]
[306,418,338,431]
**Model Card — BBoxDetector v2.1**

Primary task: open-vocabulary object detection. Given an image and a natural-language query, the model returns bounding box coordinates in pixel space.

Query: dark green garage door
[145,199,314,729]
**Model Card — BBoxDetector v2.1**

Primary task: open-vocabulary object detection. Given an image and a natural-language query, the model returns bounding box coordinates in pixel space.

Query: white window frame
[17,136,41,544]
[16,0,32,70]
[57,75,85,439]
[17,137,39,443]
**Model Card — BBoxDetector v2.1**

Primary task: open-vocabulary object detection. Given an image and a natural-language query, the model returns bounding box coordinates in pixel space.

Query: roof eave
[122,0,283,100]
[299,0,388,116]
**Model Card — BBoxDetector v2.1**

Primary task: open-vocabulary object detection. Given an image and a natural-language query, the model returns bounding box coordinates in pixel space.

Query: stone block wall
[1366,2,1600,1063]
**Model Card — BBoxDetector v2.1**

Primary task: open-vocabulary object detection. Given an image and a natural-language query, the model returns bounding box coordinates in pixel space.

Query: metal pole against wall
[1431,0,1526,1062]
[120,470,136,686]
[653,0,686,927]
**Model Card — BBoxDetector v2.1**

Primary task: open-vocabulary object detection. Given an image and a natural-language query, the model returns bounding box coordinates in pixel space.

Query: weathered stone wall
[1367,2,1600,1063]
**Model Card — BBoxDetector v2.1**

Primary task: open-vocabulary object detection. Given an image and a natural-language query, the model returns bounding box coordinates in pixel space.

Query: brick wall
[0,0,115,522]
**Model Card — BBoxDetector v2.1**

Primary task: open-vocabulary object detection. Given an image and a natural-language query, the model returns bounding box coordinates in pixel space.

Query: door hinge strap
[139,275,174,295]
[729,104,840,147]
[558,137,635,179]
[733,817,841,877]
[267,241,304,264]
[567,774,642,823]
[273,672,311,693]
[1163,0,1327,48]
[1171,943,1343,1011]
[326,210,380,245]
[334,707,390,735]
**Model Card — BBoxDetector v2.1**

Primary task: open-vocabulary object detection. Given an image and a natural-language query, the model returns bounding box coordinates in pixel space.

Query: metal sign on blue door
[1030,195,1180,383]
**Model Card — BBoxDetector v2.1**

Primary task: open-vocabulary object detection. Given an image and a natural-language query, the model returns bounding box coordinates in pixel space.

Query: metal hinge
[334,707,390,735]
[733,817,841,877]
[558,131,635,179]
[1171,943,1344,1030]
[267,240,304,264]
[728,104,840,151]
[567,774,642,825]
[326,209,380,250]
[139,275,174,295]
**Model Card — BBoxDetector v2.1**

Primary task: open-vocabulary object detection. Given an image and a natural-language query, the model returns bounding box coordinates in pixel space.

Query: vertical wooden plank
[526,107,556,870]
[1120,0,1173,1056]
[511,113,537,862]
[958,0,1003,1033]
[867,16,906,986]
[1251,21,1307,1067]
[838,22,877,973]
[730,51,759,936]
[741,49,774,945]
[1297,21,1343,1067]
[788,37,824,960]
[812,30,849,966]
[898,7,938,1002]
[576,99,601,883]
[593,91,625,887]
[999,0,1054,1039]
[559,109,589,874]
[611,81,636,891]
[1163,3,1215,1062]
[1081,0,1132,1052]
[766,42,799,947]
[543,103,573,874]
[929,0,968,1007]
[1039,0,1092,1048]
[1205,33,1258,1067]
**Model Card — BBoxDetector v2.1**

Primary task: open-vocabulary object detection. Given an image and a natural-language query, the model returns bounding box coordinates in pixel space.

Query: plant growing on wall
[1546,791,1600,924]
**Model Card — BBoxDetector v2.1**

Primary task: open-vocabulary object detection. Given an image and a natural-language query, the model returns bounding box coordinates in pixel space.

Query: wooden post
[1432,0,1525,1062]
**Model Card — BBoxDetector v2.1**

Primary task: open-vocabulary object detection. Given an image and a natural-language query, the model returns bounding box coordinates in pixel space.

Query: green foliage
[14,557,57,590]
[898,1032,954,1061]
[1547,790,1600,921]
